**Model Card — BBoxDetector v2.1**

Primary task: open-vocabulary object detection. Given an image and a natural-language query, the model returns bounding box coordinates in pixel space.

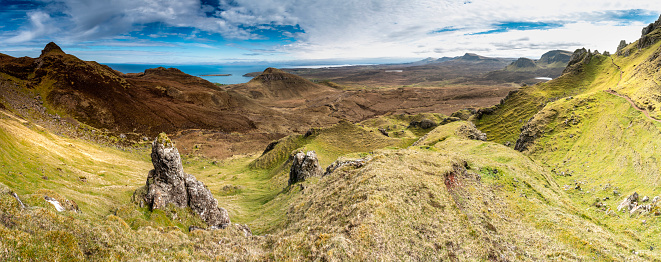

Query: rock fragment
[617,192,639,212]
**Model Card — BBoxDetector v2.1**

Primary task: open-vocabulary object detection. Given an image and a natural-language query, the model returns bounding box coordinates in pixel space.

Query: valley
[1,14,661,261]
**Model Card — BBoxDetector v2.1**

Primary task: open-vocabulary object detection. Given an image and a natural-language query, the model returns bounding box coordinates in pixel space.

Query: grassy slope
[267,123,650,260]
[474,40,661,260]
[0,100,656,260]
[0,110,151,216]
[476,54,620,144]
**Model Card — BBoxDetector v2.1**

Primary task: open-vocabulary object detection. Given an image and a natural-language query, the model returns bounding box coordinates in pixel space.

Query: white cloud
[5,11,55,43]
[1,0,661,61]
[254,0,661,59]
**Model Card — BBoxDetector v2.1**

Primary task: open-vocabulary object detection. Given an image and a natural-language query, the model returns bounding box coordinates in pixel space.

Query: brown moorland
[1,43,522,158]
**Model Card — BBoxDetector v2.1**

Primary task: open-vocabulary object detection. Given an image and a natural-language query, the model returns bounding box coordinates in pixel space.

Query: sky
[1,0,660,64]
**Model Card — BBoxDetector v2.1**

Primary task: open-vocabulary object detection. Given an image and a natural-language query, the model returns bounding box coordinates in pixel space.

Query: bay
[104,64,272,85]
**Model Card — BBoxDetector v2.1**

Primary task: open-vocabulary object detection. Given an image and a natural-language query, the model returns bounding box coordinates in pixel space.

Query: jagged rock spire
[137,133,231,229]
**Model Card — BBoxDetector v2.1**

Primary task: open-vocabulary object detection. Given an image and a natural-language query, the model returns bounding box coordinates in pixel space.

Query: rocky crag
[288,150,323,185]
[134,133,230,229]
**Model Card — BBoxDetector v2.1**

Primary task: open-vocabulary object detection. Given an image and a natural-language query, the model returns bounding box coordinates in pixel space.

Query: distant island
[200,73,232,76]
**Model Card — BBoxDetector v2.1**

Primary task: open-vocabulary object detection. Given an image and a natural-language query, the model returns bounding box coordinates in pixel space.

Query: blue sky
[1,0,660,64]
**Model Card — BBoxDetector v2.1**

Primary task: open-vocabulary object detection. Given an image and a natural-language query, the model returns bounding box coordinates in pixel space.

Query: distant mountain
[504,50,572,72]
[505,57,539,71]
[408,53,510,66]
[403,56,457,66]
[537,50,572,68]
[231,67,337,100]
[455,53,499,62]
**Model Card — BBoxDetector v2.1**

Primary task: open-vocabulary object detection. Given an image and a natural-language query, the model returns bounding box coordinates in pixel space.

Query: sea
[104,63,363,85]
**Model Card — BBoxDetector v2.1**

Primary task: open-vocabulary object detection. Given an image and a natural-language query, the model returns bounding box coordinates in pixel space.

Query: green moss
[156,132,173,147]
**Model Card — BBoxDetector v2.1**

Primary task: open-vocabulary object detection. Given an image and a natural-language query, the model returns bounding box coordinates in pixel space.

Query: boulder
[617,192,639,212]
[136,133,230,229]
[43,195,79,213]
[631,204,652,215]
[289,150,323,185]
[185,177,230,229]
[642,196,650,202]
[378,128,389,137]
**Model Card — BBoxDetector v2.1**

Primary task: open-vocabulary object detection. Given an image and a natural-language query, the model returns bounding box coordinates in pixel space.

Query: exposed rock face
[514,120,541,152]
[289,150,322,185]
[138,133,230,228]
[638,15,661,50]
[562,48,592,75]
[617,40,628,52]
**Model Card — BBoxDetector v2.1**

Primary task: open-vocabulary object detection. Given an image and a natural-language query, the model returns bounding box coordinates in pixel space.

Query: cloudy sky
[1,0,660,64]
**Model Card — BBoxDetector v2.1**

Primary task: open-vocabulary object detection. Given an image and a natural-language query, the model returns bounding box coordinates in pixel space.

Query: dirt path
[605,57,661,123]
[605,89,661,122]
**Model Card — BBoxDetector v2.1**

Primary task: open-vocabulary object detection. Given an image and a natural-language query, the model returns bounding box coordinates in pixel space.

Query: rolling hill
[0,42,256,136]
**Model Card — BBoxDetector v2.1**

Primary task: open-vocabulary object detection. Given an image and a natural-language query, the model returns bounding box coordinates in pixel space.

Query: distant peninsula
[200,73,232,76]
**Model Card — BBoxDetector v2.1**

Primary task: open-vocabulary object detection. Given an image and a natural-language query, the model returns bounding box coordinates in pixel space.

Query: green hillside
[2,16,661,262]
[1,103,658,260]
[474,21,661,262]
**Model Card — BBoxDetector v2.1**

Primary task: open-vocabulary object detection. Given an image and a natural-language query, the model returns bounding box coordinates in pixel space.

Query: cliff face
[562,48,593,75]
[638,15,661,50]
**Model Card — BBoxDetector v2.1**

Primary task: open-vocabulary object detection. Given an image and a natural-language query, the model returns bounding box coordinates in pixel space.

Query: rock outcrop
[638,15,661,50]
[456,122,487,141]
[617,40,628,53]
[562,48,593,75]
[324,156,372,176]
[409,119,438,129]
[289,150,322,185]
[135,133,230,229]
